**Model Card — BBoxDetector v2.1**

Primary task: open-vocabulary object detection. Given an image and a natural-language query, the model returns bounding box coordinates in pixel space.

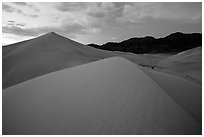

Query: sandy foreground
[3,57,201,135]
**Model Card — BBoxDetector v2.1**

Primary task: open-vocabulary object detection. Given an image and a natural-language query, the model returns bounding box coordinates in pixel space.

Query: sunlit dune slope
[141,67,202,125]
[157,47,202,83]
[3,57,201,135]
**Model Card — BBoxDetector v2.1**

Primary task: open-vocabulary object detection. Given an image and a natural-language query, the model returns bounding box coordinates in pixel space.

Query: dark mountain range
[87,32,202,54]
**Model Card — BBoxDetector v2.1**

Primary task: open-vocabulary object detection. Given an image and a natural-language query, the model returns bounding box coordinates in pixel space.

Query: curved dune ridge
[141,67,202,125]
[2,32,116,89]
[3,57,201,135]
[174,47,202,58]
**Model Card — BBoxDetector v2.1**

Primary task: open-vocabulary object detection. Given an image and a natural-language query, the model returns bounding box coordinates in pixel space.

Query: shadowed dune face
[2,57,201,135]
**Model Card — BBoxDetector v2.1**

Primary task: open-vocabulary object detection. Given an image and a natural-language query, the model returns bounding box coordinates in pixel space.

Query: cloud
[6,21,26,28]
[3,2,103,39]
[2,3,15,12]
[117,3,202,23]
[86,2,116,18]
[54,3,96,27]
[7,21,26,27]
[2,2,201,45]
[13,2,40,12]
[16,23,26,27]
[55,2,120,27]
[3,3,39,18]
[13,2,28,6]
[81,27,101,33]
[55,2,86,12]
[8,20,15,23]
[3,26,38,36]
[3,3,28,15]
[2,21,100,39]
[16,9,38,18]
[57,2,120,19]
[29,14,38,18]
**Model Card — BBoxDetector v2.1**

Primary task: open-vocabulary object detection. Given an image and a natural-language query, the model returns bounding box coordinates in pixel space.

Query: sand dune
[3,32,116,88]
[3,33,201,135]
[157,47,202,83]
[4,32,200,89]
[3,32,169,89]
[3,57,201,135]
[141,67,202,125]
[175,47,202,58]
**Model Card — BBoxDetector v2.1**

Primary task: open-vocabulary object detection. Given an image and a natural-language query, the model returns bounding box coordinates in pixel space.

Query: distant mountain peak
[87,32,202,54]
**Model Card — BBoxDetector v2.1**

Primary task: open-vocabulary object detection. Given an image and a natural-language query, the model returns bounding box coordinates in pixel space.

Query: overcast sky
[2,2,202,45]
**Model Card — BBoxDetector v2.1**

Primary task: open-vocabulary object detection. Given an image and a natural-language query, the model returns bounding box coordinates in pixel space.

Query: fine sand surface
[3,57,201,135]
[157,47,202,84]
[140,67,202,125]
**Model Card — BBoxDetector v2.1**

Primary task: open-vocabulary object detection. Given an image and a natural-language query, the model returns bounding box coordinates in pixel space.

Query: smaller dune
[157,47,202,83]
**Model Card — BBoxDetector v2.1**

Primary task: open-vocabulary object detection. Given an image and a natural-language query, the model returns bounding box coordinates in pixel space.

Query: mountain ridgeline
[87,32,202,54]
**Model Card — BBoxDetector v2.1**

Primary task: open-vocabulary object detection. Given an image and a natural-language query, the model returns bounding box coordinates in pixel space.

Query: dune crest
[2,32,115,89]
